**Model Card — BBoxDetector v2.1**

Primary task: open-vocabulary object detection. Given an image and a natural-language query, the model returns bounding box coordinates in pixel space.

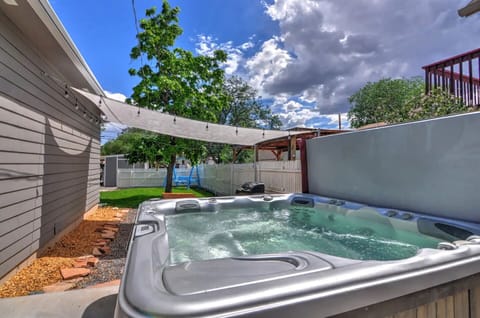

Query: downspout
[298,138,309,193]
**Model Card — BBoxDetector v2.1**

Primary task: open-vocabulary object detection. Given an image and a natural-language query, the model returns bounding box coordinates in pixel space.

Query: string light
[262,128,265,138]
[137,107,141,116]
[173,116,177,124]
[235,127,238,135]
[40,69,103,126]
[206,123,209,131]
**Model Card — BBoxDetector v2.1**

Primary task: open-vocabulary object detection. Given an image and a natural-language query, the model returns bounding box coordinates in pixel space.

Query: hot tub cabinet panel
[115,194,480,318]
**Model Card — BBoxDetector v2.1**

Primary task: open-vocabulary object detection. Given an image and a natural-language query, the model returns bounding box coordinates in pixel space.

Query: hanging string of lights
[40,70,102,126]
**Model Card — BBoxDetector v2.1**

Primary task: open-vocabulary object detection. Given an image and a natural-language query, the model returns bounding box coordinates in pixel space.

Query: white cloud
[240,41,254,50]
[245,0,480,113]
[276,108,319,128]
[195,35,253,75]
[105,91,127,102]
[245,37,292,93]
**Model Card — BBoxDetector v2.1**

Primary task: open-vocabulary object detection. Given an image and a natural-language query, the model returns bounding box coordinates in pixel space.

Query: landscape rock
[103,226,119,232]
[101,231,116,240]
[73,259,88,268]
[92,247,103,256]
[99,246,111,254]
[86,257,99,267]
[60,268,91,280]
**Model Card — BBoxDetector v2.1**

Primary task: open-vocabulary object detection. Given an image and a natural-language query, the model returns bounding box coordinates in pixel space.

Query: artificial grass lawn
[100,187,214,208]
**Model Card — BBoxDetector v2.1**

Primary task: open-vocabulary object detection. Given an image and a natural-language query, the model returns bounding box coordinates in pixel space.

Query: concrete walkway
[0,286,118,318]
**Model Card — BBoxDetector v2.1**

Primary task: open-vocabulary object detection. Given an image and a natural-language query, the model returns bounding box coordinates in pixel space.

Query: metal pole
[253,144,257,182]
[338,113,342,130]
[230,162,234,195]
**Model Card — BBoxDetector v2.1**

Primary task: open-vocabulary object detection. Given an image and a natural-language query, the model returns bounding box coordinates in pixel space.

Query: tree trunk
[165,153,176,193]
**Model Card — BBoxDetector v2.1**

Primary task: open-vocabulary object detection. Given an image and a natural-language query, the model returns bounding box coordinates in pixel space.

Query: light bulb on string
[74,98,79,110]
[64,85,69,99]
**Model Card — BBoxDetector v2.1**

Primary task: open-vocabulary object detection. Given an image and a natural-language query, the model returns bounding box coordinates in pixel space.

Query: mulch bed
[0,206,137,298]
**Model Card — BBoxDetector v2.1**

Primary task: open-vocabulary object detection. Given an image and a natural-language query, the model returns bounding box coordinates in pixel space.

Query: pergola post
[288,135,297,161]
[298,138,309,193]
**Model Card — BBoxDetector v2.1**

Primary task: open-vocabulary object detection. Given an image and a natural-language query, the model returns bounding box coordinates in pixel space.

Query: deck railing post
[450,65,455,94]
[469,58,473,105]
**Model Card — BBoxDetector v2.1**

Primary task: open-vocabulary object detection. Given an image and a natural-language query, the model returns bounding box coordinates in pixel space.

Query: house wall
[0,11,100,279]
[307,112,480,222]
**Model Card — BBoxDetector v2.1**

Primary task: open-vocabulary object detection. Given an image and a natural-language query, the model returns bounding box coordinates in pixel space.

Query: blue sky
[50,0,479,143]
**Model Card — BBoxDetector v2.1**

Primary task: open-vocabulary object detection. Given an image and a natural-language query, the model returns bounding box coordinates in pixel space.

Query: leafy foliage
[101,128,144,156]
[207,77,282,163]
[127,1,227,192]
[403,87,467,121]
[220,76,282,129]
[348,78,423,128]
[348,77,469,128]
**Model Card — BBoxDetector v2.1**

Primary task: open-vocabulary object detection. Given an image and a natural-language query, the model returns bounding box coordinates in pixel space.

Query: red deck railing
[422,48,480,106]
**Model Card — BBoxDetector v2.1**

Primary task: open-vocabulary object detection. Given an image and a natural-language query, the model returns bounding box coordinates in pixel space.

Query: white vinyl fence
[117,161,301,195]
[117,169,167,188]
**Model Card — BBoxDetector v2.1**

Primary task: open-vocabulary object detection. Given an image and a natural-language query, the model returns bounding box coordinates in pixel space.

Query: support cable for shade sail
[71,87,307,146]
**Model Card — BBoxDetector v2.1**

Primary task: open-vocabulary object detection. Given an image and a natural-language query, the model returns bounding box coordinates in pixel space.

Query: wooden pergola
[231,127,348,163]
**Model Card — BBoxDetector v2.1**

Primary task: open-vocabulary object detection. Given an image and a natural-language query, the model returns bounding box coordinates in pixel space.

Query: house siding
[0,11,100,278]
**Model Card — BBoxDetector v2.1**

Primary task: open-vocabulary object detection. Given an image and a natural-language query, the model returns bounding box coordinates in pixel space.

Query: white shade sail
[73,88,306,146]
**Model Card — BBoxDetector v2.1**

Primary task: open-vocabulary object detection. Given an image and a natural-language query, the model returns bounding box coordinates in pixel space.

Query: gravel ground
[0,207,138,298]
[75,208,137,289]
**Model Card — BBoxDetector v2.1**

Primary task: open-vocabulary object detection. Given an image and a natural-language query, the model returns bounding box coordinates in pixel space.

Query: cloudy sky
[51,0,479,142]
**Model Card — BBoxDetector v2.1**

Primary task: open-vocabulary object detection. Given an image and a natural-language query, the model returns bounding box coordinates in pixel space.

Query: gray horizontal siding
[0,11,100,278]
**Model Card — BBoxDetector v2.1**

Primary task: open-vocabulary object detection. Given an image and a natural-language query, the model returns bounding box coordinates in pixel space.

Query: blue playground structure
[163,166,201,189]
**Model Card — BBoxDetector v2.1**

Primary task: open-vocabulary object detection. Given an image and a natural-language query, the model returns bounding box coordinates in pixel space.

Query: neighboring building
[0,1,103,280]
[102,155,148,187]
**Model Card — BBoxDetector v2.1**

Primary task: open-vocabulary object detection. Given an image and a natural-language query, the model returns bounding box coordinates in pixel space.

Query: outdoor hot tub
[115,193,480,318]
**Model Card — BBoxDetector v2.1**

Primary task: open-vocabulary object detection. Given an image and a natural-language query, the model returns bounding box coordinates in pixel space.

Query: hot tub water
[166,206,443,264]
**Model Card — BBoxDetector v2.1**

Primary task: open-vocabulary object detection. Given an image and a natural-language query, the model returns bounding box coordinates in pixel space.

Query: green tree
[208,76,282,163]
[101,128,145,156]
[348,77,423,128]
[128,1,227,192]
[220,76,282,128]
[403,87,467,121]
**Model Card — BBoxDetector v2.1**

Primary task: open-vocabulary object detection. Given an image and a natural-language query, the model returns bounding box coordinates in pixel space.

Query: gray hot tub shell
[115,193,480,318]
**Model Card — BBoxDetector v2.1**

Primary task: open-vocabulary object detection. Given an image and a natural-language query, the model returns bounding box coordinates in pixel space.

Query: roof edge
[33,0,104,94]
